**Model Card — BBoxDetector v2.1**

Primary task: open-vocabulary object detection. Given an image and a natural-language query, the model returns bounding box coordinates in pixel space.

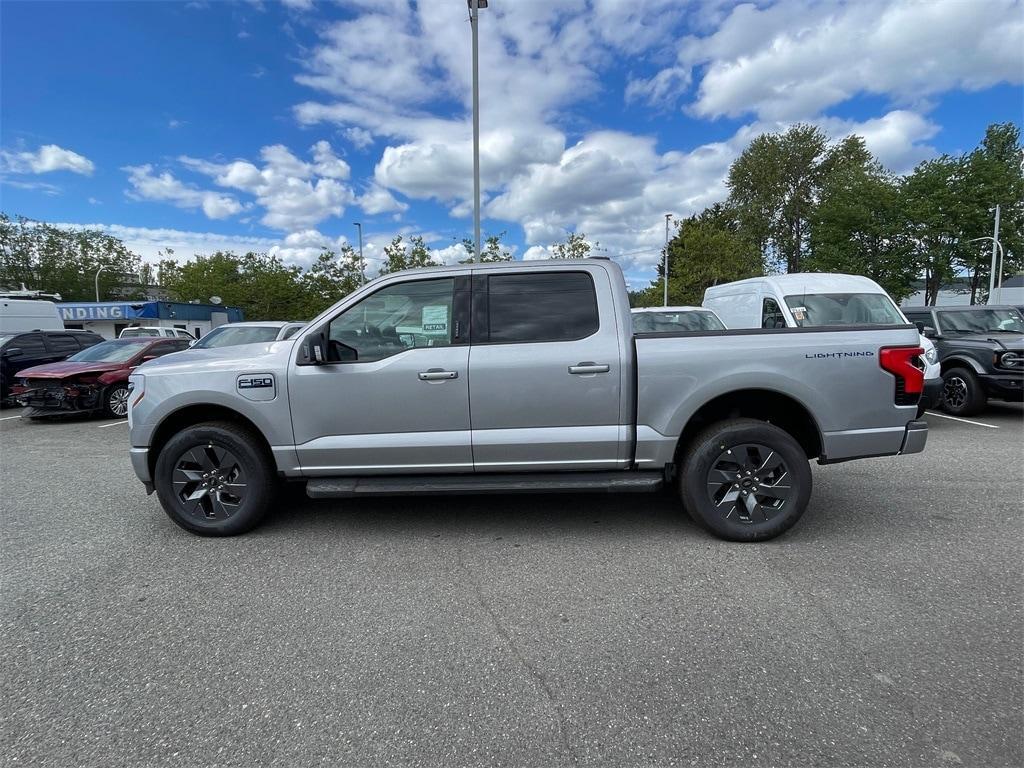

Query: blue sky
[1,0,1022,287]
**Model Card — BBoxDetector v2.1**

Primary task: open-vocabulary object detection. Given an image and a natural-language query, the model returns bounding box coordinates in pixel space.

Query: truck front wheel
[679,418,812,542]
[153,421,275,536]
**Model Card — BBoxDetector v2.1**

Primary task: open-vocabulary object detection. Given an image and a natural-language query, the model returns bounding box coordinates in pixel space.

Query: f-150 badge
[237,374,276,401]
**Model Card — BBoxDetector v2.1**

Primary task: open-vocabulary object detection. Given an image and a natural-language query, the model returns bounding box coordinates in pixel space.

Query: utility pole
[468,0,484,263]
[663,213,672,307]
[354,222,365,284]
[988,204,1000,302]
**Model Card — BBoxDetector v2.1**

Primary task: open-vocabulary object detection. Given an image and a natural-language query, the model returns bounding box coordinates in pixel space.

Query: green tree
[806,145,918,302]
[300,245,364,317]
[956,123,1024,302]
[550,231,597,259]
[0,213,145,300]
[727,125,865,273]
[378,235,440,275]
[460,232,513,263]
[634,205,762,306]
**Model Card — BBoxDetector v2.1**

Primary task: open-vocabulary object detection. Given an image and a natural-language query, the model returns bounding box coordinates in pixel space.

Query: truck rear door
[468,267,627,471]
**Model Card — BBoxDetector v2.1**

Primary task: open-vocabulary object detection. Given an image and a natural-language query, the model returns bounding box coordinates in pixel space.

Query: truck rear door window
[486,272,598,343]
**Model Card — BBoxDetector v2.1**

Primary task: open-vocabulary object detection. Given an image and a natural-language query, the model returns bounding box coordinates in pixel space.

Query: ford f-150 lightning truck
[127,259,927,542]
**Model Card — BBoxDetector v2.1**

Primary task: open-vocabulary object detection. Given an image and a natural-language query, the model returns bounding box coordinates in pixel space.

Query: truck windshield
[120,328,160,337]
[67,340,149,362]
[936,308,1024,334]
[783,293,904,327]
[633,310,725,333]
[193,326,281,348]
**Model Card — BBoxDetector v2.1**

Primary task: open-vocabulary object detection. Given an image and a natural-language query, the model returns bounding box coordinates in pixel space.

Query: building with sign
[57,301,244,340]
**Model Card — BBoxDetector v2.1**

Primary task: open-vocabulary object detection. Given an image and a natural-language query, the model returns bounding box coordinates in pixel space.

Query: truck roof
[382,257,615,280]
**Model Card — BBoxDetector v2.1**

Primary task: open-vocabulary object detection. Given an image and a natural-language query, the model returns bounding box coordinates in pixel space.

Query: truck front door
[289,275,472,475]
[468,268,626,471]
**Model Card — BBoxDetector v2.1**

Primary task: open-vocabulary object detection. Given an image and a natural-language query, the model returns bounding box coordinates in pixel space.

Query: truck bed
[633,324,924,467]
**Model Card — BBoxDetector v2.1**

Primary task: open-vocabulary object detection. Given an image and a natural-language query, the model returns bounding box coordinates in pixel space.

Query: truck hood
[15,361,125,379]
[136,339,296,374]
[942,332,1024,349]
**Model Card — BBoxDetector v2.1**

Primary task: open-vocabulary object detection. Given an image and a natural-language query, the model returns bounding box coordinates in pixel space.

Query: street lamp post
[969,236,1005,303]
[94,265,107,303]
[663,213,672,307]
[468,0,487,263]
[354,222,365,284]
[988,204,1001,300]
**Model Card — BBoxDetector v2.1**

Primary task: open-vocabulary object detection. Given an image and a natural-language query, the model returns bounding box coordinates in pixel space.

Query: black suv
[903,305,1024,416]
[0,330,104,402]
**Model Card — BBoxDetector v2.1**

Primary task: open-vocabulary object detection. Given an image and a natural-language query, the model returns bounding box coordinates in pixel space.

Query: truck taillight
[880,346,924,405]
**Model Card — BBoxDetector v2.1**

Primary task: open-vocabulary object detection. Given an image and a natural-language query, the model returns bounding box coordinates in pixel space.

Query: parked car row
[1,320,308,416]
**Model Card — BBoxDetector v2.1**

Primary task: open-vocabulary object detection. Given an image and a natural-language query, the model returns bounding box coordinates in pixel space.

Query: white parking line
[98,420,129,429]
[926,411,1000,429]
[0,414,24,421]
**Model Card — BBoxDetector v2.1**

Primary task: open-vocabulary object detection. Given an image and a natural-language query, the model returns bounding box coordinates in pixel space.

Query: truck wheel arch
[939,355,985,375]
[673,389,823,462]
[148,404,275,480]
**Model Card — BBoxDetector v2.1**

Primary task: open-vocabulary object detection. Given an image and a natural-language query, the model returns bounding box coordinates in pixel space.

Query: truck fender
[940,355,985,375]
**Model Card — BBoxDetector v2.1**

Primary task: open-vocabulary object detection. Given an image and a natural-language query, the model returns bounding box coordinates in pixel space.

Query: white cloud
[625,66,692,108]
[677,0,1024,121]
[344,126,374,150]
[1,144,95,175]
[357,183,408,215]
[177,140,355,231]
[281,0,313,10]
[51,222,281,263]
[123,164,244,219]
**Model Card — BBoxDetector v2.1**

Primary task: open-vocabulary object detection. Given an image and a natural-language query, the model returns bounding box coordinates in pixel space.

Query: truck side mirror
[922,325,938,339]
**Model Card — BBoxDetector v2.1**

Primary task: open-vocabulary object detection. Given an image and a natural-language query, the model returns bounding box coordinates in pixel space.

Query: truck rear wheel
[154,421,275,536]
[679,418,812,542]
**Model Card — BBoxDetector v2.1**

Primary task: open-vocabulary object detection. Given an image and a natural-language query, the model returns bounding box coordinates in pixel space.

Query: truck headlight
[924,347,938,365]
[997,351,1022,369]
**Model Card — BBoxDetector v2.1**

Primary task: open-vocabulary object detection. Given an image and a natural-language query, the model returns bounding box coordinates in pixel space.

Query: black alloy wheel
[679,418,812,542]
[154,421,275,536]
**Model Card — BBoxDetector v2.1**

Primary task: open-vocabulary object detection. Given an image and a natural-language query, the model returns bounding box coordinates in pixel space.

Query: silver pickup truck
[127,258,927,542]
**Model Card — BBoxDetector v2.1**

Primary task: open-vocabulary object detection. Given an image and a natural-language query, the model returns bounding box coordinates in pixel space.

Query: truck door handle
[568,362,610,375]
[418,369,458,381]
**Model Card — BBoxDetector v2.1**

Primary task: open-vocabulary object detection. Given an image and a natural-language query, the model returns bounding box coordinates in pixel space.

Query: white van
[0,299,64,332]
[703,273,942,413]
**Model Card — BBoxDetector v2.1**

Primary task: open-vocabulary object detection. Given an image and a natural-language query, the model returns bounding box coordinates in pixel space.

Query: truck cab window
[762,298,786,329]
[486,272,599,343]
[328,278,455,363]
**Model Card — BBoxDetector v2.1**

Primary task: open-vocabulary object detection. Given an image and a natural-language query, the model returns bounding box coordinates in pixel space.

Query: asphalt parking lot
[1,405,1021,768]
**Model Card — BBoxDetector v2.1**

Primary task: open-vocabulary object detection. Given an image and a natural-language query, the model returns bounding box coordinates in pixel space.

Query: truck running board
[306,471,664,499]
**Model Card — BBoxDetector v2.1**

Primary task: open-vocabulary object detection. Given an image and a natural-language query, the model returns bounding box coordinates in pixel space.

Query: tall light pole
[468,0,487,263]
[969,236,1005,303]
[663,213,672,307]
[354,222,365,284]
[988,204,1001,301]
[94,265,107,303]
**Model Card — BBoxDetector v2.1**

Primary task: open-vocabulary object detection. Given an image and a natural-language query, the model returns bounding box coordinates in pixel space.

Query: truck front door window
[328,278,455,362]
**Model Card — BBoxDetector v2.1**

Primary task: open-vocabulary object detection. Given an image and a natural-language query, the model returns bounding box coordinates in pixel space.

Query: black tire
[679,418,812,542]
[103,384,131,418]
[154,421,276,536]
[940,367,986,417]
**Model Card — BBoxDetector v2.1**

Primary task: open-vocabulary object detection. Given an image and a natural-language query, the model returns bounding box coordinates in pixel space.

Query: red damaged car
[11,337,190,418]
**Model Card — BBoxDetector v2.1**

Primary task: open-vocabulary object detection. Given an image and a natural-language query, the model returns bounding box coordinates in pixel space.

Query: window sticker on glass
[791,307,807,321]
[421,305,449,335]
